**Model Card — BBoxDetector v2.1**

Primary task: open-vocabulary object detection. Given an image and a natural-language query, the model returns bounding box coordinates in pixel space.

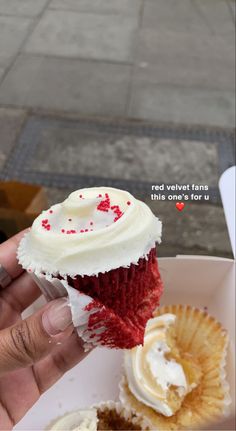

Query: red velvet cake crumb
[67,248,163,349]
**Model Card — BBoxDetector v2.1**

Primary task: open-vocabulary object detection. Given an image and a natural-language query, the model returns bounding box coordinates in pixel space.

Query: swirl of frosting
[49,409,98,431]
[18,187,162,276]
[124,314,190,417]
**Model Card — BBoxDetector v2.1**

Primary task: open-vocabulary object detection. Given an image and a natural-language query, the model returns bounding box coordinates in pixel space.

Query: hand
[0,230,89,431]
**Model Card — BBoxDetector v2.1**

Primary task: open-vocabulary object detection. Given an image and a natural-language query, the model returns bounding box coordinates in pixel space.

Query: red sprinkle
[80,229,85,233]
[127,201,131,205]
[79,194,83,198]
[61,229,65,233]
[97,193,110,212]
[90,221,93,225]
[49,210,53,214]
[41,219,51,230]
[85,229,88,232]
[111,203,123,222]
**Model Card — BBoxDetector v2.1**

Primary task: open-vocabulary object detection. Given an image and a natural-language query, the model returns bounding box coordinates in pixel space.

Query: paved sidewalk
[0,0,235,127]
[0,0,235,258]
[0,109,234,258]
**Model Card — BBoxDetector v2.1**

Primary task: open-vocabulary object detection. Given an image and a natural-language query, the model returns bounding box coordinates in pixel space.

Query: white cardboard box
[15,255,235,431]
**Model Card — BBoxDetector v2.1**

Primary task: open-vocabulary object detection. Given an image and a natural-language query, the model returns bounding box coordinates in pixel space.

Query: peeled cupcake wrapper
[31,272,103,351]
[26,246,163,350]
[119,379,153,430]
[120,305,231,431]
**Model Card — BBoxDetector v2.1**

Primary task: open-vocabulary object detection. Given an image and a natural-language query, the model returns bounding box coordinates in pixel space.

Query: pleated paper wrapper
[119,304,231,431]
[26,248,163,350]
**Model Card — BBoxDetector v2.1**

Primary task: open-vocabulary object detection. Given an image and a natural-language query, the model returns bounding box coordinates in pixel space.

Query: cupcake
[17,187,163,349]
[120,305,231,430]
[47,409,98,430]
[47,403,148,430]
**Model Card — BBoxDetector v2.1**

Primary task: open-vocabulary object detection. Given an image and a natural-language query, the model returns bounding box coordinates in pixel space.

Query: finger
[0,229,29,283]
[0,298,73,375]
[32,333,90,394]
[1,272,41,313]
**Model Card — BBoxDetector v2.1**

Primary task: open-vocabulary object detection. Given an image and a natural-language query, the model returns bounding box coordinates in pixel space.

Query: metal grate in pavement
[0,115,234,204]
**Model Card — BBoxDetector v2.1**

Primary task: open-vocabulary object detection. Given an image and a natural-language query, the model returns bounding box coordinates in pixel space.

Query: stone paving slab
[133,55,235,92]
[228,0,235,20]
[44,187,232,258]
[142,0,205,32]
[49,0,142,16]
[158,242,233,259]
[0,55,131,115]
[142,0,234,35]
[0,0,48,17]
[0,68,4,81]
[132,0,235,127]
[139,1,234,65]
[129,84,235,127]
[192,0,235,34]
[134,57,235,91]
[31,131,219,186]
[0,16,33,69]
[146,199,232,257]
[137,27,234,67]
[0,107,27,170]
[23,9,138,62]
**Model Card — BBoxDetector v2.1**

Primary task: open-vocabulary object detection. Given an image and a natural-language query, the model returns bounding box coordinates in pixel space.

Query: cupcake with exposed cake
[18,187,163,349]
[47,403,148,431]
[120,305,231,430]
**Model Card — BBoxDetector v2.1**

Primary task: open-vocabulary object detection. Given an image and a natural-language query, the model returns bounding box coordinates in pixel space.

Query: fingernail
[42,298,72,336]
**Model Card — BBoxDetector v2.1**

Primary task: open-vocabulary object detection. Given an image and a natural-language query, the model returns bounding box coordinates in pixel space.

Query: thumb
[0,298,73,374]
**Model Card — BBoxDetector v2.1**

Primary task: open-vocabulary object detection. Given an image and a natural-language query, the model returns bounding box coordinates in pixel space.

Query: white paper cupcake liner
[30,271,105,351]
[119,377,151,426]
[119,305,232,431]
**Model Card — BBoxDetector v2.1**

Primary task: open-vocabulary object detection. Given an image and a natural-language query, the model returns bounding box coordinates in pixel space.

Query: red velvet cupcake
[18,187,163,349]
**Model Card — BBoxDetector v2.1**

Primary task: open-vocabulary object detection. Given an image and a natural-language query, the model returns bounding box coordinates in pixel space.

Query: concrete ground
[0,0,235,257]
[0,0,235,126]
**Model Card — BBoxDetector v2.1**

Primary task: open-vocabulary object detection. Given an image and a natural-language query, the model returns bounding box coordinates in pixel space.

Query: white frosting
[17,187,162,276]
[124,314,188,417]
[146,341,187,393]
[49,409,97,431]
